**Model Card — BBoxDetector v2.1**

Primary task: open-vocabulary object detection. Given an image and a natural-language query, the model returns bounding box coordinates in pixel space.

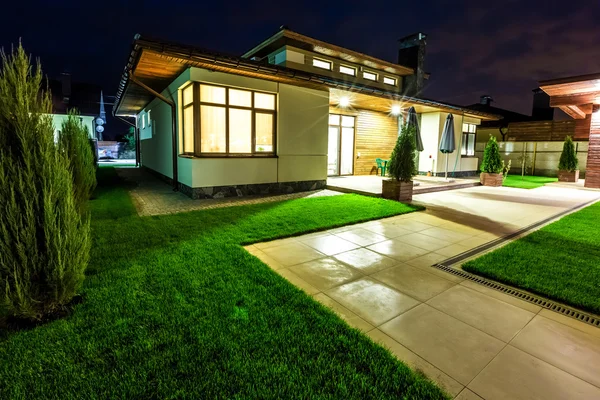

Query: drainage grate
[432,196,600,329]
[432,263,600,328]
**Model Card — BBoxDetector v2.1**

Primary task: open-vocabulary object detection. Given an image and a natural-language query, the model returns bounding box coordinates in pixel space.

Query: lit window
[313,58,332,70]
[339,65,356,76]
[363,71,377,81]
[182,83,276,155]
[383,76,396,86]
[461,124,476,156]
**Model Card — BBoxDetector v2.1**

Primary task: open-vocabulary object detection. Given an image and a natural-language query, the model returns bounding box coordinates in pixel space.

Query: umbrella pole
[445,153,449,180]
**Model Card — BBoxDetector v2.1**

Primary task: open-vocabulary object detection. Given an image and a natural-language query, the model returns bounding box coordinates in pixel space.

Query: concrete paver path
[245,185,600,399]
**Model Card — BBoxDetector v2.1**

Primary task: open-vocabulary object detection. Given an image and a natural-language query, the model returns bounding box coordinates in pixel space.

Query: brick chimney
[480,95,493,106]
[61,72,71,105]
[398,32,427,96]
[531,88,554,121]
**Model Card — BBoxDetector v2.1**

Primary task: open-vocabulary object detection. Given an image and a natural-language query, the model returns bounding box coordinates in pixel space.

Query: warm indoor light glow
[339,96,351,108]
[391,105,401,115]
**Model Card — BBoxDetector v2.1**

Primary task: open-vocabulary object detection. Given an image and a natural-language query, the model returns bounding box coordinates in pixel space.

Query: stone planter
[480,172,503,187]
[382,179,413,202]
[557,170,579,182]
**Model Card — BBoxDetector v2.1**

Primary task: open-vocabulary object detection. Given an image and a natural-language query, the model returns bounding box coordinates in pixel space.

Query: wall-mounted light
[391,105,401,115]
[339,96,351,108]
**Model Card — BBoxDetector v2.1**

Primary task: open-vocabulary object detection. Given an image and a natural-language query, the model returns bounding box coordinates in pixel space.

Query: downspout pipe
[127,70,178,191]
[116,116,140,167]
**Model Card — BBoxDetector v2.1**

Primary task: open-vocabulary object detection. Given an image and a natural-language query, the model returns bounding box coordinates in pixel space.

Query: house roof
[242,27,415,77]
[49,79,102,116]
[113,35,500,121]
[463,103,530,127]
[539,72,600,95]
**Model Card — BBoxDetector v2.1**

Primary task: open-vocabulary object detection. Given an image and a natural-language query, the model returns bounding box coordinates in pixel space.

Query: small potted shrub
[382,124,417,202]
[557,136,579,182]
[480,136,504,186]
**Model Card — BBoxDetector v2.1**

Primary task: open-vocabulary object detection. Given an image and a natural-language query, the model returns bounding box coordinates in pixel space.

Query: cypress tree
[0,44,90,321]
[558,136,578,172]
[480,136,503,174]
[387,124,417,182]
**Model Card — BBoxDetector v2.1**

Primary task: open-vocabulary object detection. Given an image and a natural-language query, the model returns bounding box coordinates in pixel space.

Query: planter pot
[382,179,413,202]
[480,172,503,187]
[557,170,579,182]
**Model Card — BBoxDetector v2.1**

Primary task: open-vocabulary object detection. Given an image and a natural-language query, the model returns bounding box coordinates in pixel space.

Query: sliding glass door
[328,114,355,176]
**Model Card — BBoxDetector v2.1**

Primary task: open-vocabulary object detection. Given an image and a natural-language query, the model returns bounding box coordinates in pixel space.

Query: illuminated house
[113,27,498,198]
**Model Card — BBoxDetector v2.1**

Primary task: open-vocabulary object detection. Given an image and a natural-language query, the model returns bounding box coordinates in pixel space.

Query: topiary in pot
[0,44,90,322]
[382,124,417,201]
[557,136,579,182]
[480,136,505,187]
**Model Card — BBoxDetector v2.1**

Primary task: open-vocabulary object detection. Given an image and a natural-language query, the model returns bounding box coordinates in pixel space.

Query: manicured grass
[0,168,447,399]
[463,200,600,314]
[502,174,558,189]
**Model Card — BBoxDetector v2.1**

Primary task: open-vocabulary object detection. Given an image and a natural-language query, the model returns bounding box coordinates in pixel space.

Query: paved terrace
[245,185,600,399]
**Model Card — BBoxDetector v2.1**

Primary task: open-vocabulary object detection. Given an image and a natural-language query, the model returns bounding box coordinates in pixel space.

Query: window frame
[180,82,277,158]
[312,57,332,71]
[363,70,378,81]
[339,64,356,76]
[383,76,397,86]
[461,123,477,157]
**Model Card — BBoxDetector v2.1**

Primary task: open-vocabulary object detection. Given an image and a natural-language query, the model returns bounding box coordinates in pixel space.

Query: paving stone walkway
[116,168,341,216]
[245,185,600,399]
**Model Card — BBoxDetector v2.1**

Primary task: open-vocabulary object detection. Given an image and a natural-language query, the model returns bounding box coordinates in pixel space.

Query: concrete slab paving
[246,184,600,398]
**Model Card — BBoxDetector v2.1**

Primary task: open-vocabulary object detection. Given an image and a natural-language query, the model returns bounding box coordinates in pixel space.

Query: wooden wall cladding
[585,112,600,188]
[507,120,576,142]
[353,109,398,175]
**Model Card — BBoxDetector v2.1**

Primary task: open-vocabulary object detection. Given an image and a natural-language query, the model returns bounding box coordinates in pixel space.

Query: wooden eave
[539,72,600,120]
[113,35,500,121]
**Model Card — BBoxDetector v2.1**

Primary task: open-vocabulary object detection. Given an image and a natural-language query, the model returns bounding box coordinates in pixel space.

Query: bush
[0,44,90,321]
[58,111,97,214]
[387,124,417,182]
[480,136,504,174]
[558,135,578,172]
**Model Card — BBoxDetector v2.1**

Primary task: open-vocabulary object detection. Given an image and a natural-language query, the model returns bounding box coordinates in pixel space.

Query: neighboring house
[49,73,101,140]
[113,27,498,199]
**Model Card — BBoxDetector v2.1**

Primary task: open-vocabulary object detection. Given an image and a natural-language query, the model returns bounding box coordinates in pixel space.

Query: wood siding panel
[585,112,600,188]
[507,120,576,142]
[353,109,398,175]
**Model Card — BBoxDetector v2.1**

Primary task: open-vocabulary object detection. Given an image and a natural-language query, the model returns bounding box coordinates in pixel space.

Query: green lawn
[463,200,600,314]
[502,174,558,189]
[0,168,447,399]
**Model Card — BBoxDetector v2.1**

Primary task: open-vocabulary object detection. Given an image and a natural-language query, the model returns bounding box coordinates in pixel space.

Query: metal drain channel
[432,197,600,328]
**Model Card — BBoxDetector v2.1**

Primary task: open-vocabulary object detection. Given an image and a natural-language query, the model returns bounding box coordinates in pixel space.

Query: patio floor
[245,185,600,399]
[327,175,480,196]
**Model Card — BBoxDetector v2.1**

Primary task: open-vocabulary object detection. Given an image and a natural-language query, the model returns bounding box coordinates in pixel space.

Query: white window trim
[312,57,332,70]
[363,70,378,81]
[147,110,152,126]
[339,65,356,76]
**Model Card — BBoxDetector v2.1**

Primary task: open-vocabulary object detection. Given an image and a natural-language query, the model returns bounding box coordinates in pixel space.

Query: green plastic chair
[376,158,386,176]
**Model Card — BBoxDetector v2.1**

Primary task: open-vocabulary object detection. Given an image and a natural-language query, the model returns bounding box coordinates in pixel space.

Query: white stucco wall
[139,67,329,188]
[51,114,95,141]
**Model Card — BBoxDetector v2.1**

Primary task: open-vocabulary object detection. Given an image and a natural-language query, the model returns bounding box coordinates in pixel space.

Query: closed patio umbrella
[407,106,424,152]
[439,114,455,180]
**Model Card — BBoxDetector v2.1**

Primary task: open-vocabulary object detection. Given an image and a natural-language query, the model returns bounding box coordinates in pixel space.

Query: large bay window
[181,83,276,156]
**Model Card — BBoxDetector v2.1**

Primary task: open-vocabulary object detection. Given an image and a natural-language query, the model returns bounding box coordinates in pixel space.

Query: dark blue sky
[3,0,600,117]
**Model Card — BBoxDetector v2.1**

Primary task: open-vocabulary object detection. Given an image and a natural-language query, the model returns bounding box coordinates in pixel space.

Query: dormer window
[312,58,332,70]
[339,65,356,76]
[363,71,377,81]
[383,76,396,86]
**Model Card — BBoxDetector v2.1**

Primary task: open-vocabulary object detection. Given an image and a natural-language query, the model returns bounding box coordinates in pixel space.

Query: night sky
[3,0,600,135]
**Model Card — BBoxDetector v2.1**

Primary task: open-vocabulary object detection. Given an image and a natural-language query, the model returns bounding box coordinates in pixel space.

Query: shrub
[558,135,578,172]
[58,111,97,214]
[387,124,417,182]
[0,44,90,321]
[480,136,504,174]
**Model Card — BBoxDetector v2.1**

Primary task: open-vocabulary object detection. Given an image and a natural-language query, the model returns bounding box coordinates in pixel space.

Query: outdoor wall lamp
[391,105,401,115]
[339,96,350,108]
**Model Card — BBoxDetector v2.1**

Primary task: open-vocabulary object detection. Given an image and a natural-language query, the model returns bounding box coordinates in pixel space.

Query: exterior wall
[474,140,589,177]
[328,107,398,175]
[586,110,600,187]
[418,112,480,176]
[51,114,95,140]
[273,45,405,93]
[139,67,329,197]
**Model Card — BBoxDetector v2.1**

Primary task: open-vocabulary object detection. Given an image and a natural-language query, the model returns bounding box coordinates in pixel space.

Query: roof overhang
[114,35,500,121]
[540,73,600,119]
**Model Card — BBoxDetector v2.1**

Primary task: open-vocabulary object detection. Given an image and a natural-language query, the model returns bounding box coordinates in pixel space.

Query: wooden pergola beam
[550,92,599,107]
[559,105,587,119]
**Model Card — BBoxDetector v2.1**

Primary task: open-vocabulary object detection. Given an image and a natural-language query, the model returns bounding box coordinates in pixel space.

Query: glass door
[328,114,355,176]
